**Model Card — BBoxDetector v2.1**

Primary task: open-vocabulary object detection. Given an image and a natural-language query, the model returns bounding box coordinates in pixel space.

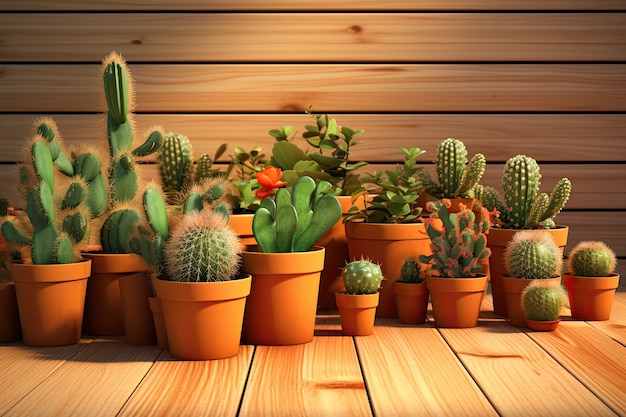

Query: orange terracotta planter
[154,275,251,360]
[148,296,168,349]
[393,281,429,325]
[10,260,91,346]
[488,226,568,317]
[335,291,379,336]
[426,274,488,328]
[81,252,148,336]
[526,319,560,332]
[563,273,620,321]
[241,246,324,345]
[345,221,431,318]
[119,272,156,345]
[229,213,256,248]
[502,276,562,328]
[0,281,22,343]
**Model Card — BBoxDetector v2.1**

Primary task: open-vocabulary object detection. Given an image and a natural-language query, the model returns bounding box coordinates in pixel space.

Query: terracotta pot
[426,274,488,328]
[393,280,429,325]
[154,275,251,360]
[10,260,91,346]
[502,276,562,328]
[563,273,620,321]
[241,245,324,345]
[345,221,431,318]
[148,296,168,349]
[119,272,156,345]
[335,291,379,336]
[526,319,560,332]
[229,213,256,248]
[81,252,148,336]
[488,226,568,317]
[0,281,22,342]
[316,195,366,310]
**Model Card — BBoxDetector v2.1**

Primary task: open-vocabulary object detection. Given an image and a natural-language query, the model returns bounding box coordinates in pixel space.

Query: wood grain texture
[239,337,371,416]
[2,64,625,113]
[2,114,625,163]
[438,322,616,417]
[119,346,254,417]
[3,0,626,11]
[2,13,624,63]
[585,290,626,346]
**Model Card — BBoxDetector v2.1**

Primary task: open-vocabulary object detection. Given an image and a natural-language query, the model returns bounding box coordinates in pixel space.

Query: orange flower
[255,166,287,200]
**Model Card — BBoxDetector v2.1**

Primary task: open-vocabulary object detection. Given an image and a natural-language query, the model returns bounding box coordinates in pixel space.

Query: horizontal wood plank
[3,0,626,11]
[1,13,624,63]
[2,114,625,163]
[1,64,625,112]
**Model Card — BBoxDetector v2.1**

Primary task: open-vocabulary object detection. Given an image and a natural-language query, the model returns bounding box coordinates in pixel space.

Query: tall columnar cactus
[164,210,241,282]
[342,259,383,294]
[478,154,571,229]
[504,230,563,279]
[567,241,617,277]
[420,138,486,199]
[252,176,342,253]
[521,281,564,321]
[401,258,422,283]
[419,199,491,278]
[157,132,194,197]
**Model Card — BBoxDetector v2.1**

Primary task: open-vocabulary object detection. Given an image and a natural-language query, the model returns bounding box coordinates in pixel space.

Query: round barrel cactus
[521,281,564,321]
[567,241,616,277]
[342,259,383,294]
[504,230,562,279]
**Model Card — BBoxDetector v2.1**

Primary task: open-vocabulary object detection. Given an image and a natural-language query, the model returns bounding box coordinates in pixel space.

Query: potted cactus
[478,154,571,317]
[521,280,565,331]
[563,241,620,321]
[0,119,99,346]
[335,259,383,336]
[419,199,491,328]
[241,175,342,345]
[501,230,563,328]
[392,258,429,325]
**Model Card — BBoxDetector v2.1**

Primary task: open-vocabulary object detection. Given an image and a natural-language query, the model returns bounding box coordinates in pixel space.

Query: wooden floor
[1,287,624,417]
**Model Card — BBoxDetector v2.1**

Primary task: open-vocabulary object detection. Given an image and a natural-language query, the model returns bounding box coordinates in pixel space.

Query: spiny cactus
[400,258,422,283]
[420,138,486,199]
[342,259,383,294]
[157,132,194,198]
[521,281,564,321]
[419,199,491,278]
[567,241,617,277]
[252,175,342,253]
[164,210,241,282]
[478,155,571,229]
[504,230,563,279]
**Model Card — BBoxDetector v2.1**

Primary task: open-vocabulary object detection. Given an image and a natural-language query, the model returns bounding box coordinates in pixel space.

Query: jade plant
[521,280,564,322]
[419,138,486,199]
[400,258,423,283]
[503,230,563,279]
[567,241,617,277]
[252,175,342,253]
[477,154,571,229]
[346,147,427,224]
[342,259,384,295]
[419,199,491,278]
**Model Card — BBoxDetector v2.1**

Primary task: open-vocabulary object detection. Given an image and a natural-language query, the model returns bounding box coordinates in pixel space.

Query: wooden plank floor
[1,289,624,417]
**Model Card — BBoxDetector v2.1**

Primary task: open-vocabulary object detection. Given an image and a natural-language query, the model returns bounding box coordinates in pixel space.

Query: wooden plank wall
[1,1,625,265]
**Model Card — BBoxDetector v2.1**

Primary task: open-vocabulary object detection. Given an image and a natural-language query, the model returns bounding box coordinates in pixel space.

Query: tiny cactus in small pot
[521,280,565,331]
[394,258,429,325]
[341,259,384,295]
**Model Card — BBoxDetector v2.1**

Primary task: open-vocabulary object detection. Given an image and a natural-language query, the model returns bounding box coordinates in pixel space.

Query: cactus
[164,210,241,282]
[420,138,486,199]
[504,230,563,279]
[400,258,422,283]
[478,155,571,229]
[252,176,342,253]
[567,241,617,277]
[157,132,194,198]
[419,199,491,278]
[342,259,383,295]
[521,281,564,321]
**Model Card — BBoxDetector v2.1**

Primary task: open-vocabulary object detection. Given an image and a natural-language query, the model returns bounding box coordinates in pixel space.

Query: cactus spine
[567,241,617,277]
[521,281,564,321]
[342,259,383,294]
[504,230,563,279]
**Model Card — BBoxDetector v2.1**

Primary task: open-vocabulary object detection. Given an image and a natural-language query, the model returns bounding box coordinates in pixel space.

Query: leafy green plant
[225,145,266,212]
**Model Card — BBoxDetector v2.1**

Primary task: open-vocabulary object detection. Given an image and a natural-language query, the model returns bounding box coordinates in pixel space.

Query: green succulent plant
[342,259,383,295]
[400,258,423,283]
[567,241,617,277]
[504,230,563,279]
[521,280,564,321]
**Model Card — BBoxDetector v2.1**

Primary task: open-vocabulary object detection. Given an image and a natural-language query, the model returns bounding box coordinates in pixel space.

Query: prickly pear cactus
[522,281,563,321]
[567,241,617,277]
[504,230,563,279]
[342,259,383,294]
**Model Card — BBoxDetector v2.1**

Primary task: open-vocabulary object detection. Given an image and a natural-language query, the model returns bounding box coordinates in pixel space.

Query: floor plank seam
[114,348,166,417]
[236,345,257,417]
[352,336,376,417]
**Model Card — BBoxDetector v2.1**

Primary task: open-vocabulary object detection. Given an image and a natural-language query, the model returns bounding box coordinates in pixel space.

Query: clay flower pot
[148,296,168,349]
[229,213,256,248]
[426,274,488,328]
[502,276,562,328]
[563,273,620,320]
[119,272,156,345]
[393,281,429,325]
[525,319,561,332]
[335,291,379,336]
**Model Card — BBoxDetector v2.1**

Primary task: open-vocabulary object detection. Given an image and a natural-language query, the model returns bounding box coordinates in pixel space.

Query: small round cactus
[504,230,563,279]
[342,259,383,294]
[567,241,617,277]
[521,281,564,321]
[400,258,422,283]
[164,210,241,282]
